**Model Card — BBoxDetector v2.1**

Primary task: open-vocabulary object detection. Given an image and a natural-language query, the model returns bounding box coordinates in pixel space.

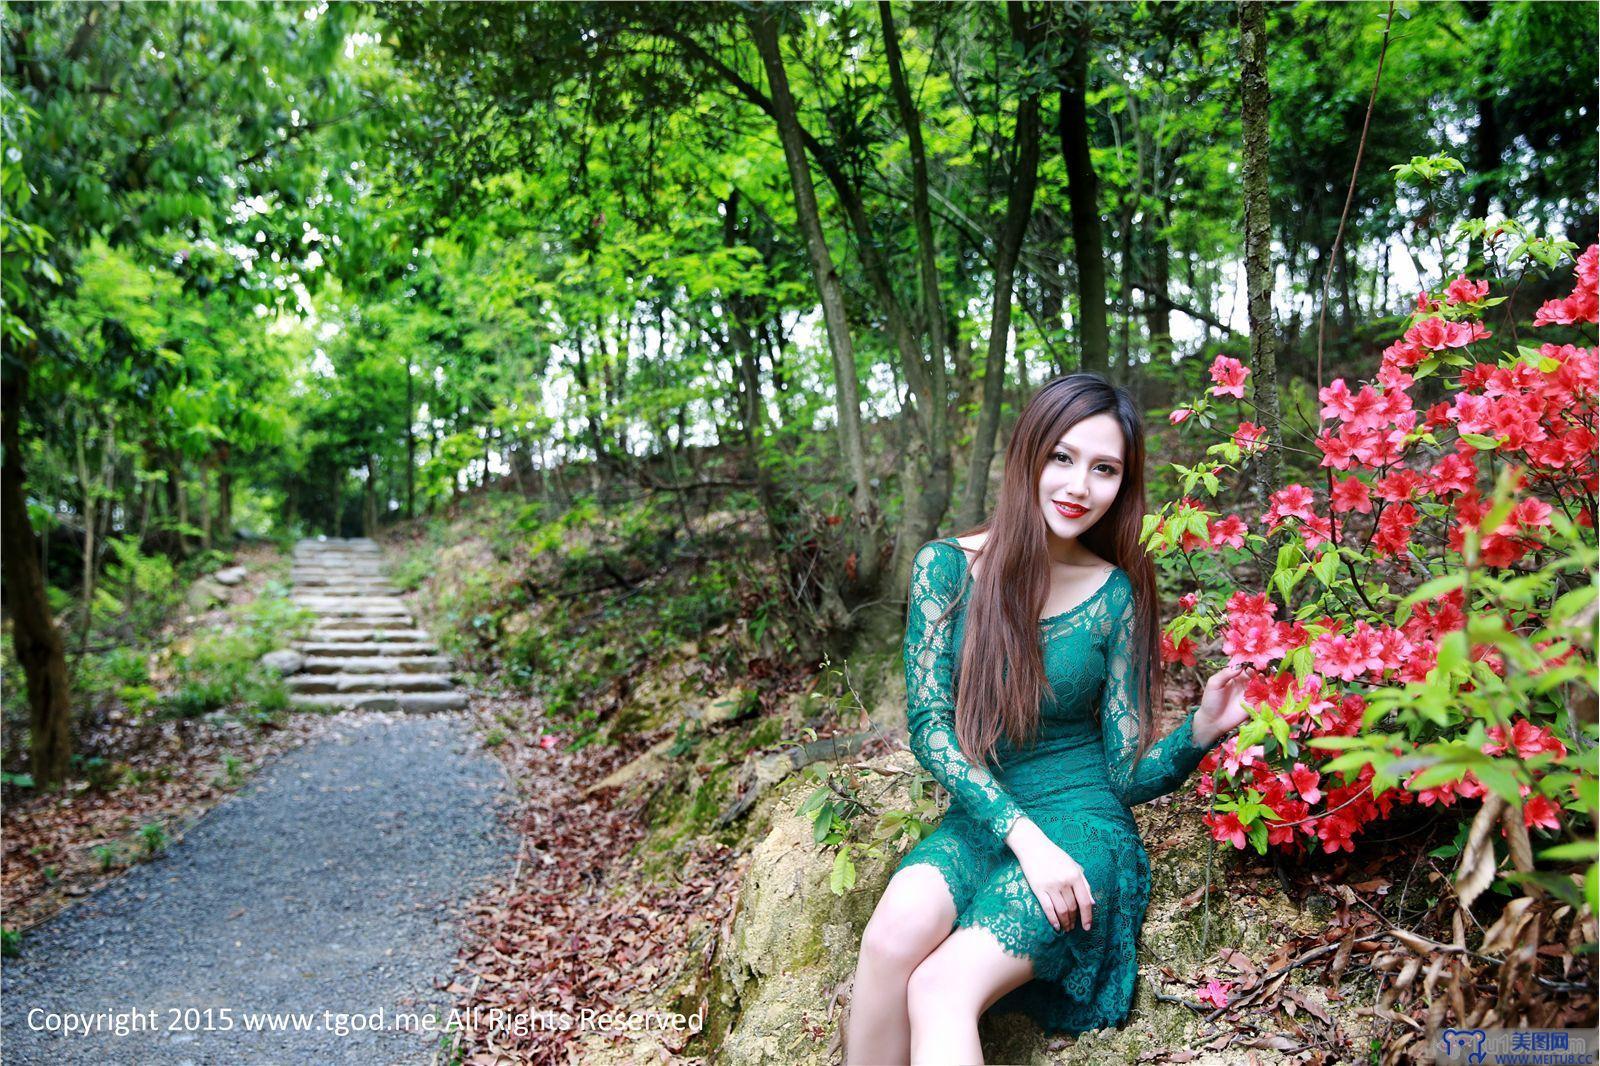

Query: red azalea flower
[1445,275,1490,305]
[1330,475,1374,514]
[1290,762,1323,804]
[1208,514,1248,549]
[1406,317,1452,350]
[1522,794,1563,832]
[1204,810,1249,849]
[1232,421,1268,453]
[1209,355,1250,399]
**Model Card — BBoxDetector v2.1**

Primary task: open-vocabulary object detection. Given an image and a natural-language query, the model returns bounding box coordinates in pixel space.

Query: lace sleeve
[1100,572,1214,808]
[904,541,1026,843]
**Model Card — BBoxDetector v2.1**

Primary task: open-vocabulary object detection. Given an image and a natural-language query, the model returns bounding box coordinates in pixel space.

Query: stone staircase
[285,537,468,713]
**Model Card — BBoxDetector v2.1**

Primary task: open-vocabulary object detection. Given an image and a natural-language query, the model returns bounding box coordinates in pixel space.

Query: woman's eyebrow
[1054,442,1123,464]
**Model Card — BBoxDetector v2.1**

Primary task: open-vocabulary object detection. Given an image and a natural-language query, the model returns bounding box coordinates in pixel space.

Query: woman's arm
[904,540,1028,844]
[1100,574,1218,807]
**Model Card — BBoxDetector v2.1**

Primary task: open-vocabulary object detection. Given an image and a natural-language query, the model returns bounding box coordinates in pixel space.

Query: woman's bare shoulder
[953,532,988,554]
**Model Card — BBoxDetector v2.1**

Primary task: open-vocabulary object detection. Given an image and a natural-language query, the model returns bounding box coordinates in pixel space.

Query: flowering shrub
[1152,227,1597,913]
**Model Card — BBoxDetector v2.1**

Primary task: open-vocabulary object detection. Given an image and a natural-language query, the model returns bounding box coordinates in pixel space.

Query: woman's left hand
[1192,662,1252,749]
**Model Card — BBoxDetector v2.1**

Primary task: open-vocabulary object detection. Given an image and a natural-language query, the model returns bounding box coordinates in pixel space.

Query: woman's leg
[843,864,959,1066]
[905,924,1034,1065]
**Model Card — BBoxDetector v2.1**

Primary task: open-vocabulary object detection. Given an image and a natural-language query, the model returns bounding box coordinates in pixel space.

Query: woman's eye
[1054,452,1070,463]
[1096,464,1116,475]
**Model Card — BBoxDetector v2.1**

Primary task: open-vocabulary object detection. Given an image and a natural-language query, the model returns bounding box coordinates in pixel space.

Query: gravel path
[1,711,517,1065]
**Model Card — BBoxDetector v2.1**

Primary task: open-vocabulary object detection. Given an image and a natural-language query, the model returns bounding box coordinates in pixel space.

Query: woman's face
[1037,412,1126,543]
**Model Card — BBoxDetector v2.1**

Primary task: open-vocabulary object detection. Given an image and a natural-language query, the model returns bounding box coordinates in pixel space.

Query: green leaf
[830,848,857,895]
[1306,736,1370,751]
[1538,841,1597,863]
[1313,550,1342,588]
[1247,821,1268,854]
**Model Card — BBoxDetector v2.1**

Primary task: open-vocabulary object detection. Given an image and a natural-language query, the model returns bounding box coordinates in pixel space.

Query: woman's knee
[905,948,976,1019]
[858,869,955,972]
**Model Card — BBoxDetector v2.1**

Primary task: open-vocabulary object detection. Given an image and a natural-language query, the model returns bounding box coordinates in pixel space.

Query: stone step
[287,673,454,694]
[291,579,395,588]
[295,591,402,600]
[292,596,409,608]
[291,563,384,570]
[294,641,438,657]
[289,691,468,713]
[301,608,413,620]
[299,656,452,675]
[310,617,417,632]
[304,628,433,643]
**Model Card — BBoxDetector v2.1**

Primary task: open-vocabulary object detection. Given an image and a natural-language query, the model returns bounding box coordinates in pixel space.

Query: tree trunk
[748,8,877,617]
[1059,25,1109,375]
[1117,202,1134,388]
[214,444,232,548]
[957,1,1044,529]
[571,330,608,497]
[137,478,154,549]
[3,366,73,788]
[173,454,191,557]
[363,457,378,536]
[74,424,97,657]
[197,459,212,551]
[1239,0,1284,499]
[405,360,416,519]
[1145,205,1173,365]
[880,0,950,424]
[1463,0,1498,272]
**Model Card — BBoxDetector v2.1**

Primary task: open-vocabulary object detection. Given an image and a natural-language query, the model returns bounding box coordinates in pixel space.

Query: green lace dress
[894,538,1218,1035]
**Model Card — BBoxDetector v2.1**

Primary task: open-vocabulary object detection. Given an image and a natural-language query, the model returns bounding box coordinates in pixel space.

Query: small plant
[665,719,700,759]
[92,844,120,871]
[483,727,507,748]
[41,865,58,883]
[798,763,940,896]
[392,552,433,592]
[1,927,19,958]
[220,754,243,786]
[137,821,168,858]
[157,583,310,720]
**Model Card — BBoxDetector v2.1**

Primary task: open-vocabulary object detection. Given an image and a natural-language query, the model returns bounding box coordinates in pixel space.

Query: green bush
[159,584,312,720]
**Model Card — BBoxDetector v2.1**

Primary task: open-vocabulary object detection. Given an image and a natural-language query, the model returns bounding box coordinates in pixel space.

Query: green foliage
[137,822,168,858]
[160,583,313,721]
[799,762,941,898]
[92,537,181,638]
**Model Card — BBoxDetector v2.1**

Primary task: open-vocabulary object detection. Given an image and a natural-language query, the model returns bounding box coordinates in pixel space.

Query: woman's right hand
[1006,821,1094,933]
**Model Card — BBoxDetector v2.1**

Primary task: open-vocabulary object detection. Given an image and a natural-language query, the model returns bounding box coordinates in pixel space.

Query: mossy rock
[605,643,702,738]
[710,766,904,1065]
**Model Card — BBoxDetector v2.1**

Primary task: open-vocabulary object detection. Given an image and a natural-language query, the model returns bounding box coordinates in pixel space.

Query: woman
[844,373,1252,1065]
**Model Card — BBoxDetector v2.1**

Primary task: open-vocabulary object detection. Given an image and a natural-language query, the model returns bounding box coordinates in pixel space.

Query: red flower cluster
[1173,246,1597,856]
[1533,244,1600,326]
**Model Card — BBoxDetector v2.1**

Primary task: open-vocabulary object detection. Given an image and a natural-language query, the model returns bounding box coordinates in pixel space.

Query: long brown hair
[947,372,1164,772]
